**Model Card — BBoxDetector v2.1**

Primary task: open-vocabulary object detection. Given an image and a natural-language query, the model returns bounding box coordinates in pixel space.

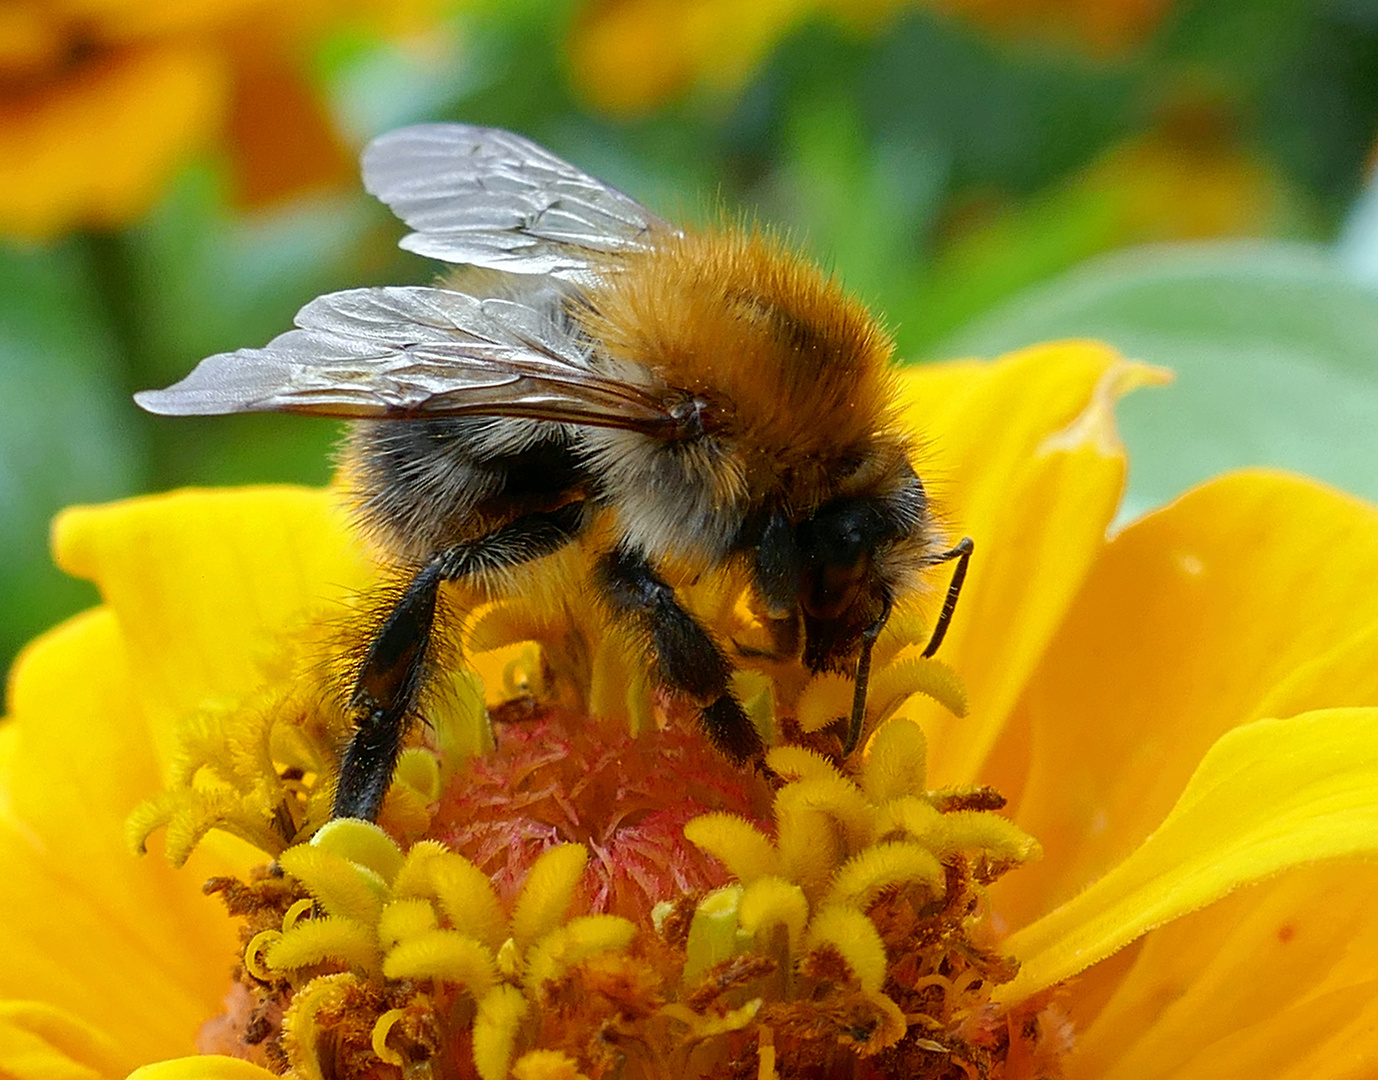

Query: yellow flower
[4,342,1378,1078]
[0,0,448,239]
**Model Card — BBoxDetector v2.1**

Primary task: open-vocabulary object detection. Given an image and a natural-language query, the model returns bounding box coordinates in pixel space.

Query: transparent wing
[134,285,677,432]
[362,124,677,277]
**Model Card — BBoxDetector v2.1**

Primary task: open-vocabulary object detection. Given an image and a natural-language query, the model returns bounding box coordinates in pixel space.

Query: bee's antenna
[921,537,974,659]
[844,591,893,755]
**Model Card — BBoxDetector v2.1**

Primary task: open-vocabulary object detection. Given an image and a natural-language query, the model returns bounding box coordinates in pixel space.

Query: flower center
[133,598,1055,1078]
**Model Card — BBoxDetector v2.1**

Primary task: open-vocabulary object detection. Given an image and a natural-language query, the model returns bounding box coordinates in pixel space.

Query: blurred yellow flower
[0,0,448,239]
[4,343,1378,1078]
[567,0,1179,116]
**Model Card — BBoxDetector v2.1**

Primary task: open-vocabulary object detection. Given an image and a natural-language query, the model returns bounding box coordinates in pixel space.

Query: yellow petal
[0,1001,131,1080]
[896,344,1167,787]
[998,707,1378,1004]
[1067,862,1378,1080]
[53,487,372,773]
[1248,618,1378,723]
[0,609,248,1062]
[1180,984,1378,1080]
[1005,472,1378,927]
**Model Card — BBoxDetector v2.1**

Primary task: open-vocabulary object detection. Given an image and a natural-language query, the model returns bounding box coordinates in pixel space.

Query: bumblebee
[136,125,973,822]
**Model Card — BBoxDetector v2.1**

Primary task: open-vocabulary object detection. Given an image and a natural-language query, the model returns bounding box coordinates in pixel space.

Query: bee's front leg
[334,502,586,821]
[595,546,765,763]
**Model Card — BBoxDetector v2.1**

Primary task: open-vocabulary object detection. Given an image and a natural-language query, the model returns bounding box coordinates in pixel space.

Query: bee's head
[754,459,937,673]
[797,496,905,671]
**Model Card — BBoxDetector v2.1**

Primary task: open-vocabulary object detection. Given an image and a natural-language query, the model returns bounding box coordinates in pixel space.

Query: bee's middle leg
[595,546,765,763]
[333,502,586,821]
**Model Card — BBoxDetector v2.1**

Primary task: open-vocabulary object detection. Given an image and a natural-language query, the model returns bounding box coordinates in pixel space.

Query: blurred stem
[81,230,144,395]
[82,229,165,487]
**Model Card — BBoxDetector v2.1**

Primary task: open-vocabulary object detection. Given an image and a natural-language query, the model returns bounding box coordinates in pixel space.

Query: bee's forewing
[134,286,675,431]
[362,124,676,277]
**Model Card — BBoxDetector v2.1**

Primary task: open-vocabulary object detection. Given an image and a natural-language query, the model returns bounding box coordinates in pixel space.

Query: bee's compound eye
[798,499,887,621]
[804,556,869,620]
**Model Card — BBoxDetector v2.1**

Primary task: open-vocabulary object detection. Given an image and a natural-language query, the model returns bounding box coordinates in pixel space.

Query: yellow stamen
[268,915,380,972]
[473,984,530,1080]
[370,1008,407,1067]
[868,656,968,721]
[804,906,888,994]
[861,717,928,801]
[382,929,499,995]
[522,914,638,992]
[510,844,589,950]
[393,844,506,951]
[737,876,809,956]
[825,840,946,910]
[511,1049,592,1080]
[682,813,781,882]
[312,817,405,881]
[244,929,283,981]
[282,897,316,932]
[377,897,439,949]
[276,845,387,923]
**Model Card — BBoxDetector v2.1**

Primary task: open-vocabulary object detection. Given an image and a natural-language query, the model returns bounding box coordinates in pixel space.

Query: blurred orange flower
[919,0,1175,55]
[0,0,448,239]
[568,0,1179,117]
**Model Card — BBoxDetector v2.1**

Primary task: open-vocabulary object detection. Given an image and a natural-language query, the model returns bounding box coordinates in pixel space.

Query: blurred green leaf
[124,166,381,386]
[756,91,945,328]
[0,243,146,677]
[863,10,1134,195]
[932,240,1378,520]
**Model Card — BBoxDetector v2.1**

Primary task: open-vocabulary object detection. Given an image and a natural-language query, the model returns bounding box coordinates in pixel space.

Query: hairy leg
[595,546,764,763]
[334,502,586,820]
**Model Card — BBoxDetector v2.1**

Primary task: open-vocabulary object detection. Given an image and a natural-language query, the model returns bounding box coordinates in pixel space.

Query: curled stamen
[245,929,283,982]
[371,1008,407,1067]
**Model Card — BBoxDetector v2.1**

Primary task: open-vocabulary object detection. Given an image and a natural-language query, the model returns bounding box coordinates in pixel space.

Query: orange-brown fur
[586,226,898,481]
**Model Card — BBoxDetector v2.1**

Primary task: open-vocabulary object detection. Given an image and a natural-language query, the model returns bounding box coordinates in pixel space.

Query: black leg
[921,536,974,659]
[595,546,764,762]
[843,591,892,755]
[333,502,586,820]
[336,562,444,821]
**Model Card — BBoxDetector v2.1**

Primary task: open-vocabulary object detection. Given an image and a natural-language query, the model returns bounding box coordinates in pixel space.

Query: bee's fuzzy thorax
[584,226,899,474]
